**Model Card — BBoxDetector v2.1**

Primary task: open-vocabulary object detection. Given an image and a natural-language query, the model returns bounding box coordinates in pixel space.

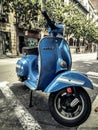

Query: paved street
[0,53,98,130]
[72,53,98,101]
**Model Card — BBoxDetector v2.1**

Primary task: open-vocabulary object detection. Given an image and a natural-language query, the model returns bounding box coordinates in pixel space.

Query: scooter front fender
[44,71,93,93]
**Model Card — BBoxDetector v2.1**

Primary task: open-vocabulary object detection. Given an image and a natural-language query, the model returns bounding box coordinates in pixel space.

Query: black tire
[49,87,91,127]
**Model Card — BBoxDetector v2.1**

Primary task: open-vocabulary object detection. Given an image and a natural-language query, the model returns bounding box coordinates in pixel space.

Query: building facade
[0,11,12,55]
[90,0,98,25]
[0,3,41,55]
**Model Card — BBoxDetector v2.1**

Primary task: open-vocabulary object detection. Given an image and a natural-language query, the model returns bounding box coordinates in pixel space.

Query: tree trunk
[76,38,80,53]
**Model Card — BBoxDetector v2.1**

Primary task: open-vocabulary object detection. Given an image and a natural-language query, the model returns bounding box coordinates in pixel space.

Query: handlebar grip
[41,10,57,29]
[41,10,51,22]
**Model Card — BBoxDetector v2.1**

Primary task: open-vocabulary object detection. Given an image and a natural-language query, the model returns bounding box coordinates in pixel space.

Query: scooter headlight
[60,60,67,68]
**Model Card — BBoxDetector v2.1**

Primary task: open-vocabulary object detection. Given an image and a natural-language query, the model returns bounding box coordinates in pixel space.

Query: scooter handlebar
[41,10,57,30]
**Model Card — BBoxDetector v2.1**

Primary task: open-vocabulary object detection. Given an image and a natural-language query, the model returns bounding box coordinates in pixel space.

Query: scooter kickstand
[29,90,33,107]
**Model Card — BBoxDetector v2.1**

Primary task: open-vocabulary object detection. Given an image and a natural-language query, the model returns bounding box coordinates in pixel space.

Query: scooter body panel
[16,55,38,77]
[44,71,93,93]
[16,37,72,90]
[37,37,72,90]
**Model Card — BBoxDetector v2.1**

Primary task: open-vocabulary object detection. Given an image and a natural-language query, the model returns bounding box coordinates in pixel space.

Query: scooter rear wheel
[49,87,91,127]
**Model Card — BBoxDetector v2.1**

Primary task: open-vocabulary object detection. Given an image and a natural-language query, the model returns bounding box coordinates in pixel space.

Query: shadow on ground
[10,83,77,130]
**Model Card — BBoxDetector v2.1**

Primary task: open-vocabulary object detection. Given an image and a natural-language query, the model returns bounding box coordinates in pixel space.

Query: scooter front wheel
[49,87,91,127]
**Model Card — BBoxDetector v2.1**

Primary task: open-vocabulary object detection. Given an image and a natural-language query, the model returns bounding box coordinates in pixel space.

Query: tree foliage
[41,0,98,44]
[0,0,40,29]
[0,0,98,43]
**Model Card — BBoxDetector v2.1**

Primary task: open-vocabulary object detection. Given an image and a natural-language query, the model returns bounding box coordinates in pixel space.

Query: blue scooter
[16,11,93,127]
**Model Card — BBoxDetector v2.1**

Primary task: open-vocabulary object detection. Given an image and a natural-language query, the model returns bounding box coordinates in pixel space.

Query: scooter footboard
[44,71,93,93]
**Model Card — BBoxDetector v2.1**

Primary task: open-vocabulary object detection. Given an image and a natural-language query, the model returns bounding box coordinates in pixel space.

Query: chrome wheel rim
[54,90,84,120]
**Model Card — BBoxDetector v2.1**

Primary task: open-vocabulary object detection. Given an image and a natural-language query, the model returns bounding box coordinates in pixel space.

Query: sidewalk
[77,95,98,130]
[0,54,9,59]
[72,52,97,62]
[0,53,22,59]
[0,52,97,59]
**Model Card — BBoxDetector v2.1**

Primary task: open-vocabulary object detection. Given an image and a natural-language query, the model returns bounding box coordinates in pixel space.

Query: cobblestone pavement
[0,88,23,130]
[0,82,77,130]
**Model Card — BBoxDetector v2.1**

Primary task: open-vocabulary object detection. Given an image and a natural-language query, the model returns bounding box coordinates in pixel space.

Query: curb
[0,54,22,59]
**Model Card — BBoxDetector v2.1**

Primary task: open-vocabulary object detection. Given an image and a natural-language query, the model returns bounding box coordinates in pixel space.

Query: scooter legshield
[44,71,93,93]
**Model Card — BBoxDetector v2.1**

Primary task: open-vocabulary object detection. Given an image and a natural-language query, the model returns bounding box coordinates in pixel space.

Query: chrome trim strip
[57,77,85,85]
